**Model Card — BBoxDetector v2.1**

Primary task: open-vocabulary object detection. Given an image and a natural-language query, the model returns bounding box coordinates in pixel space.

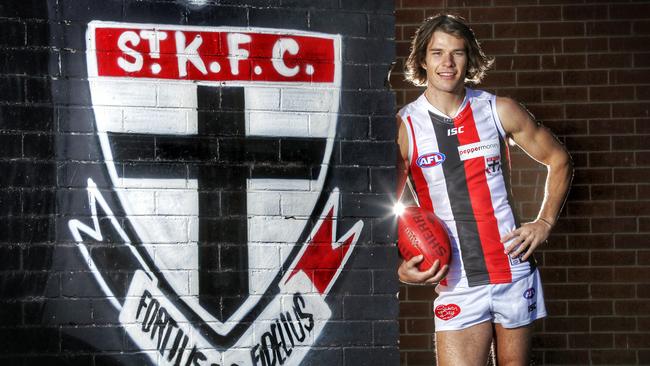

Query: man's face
[421,30,468,94]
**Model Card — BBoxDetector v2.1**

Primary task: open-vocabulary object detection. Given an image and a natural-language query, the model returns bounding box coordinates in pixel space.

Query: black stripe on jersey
[498,135,537,270]
[428,111,490,286]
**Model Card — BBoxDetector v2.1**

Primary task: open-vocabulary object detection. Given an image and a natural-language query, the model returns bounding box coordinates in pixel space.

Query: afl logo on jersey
[416,152,446,168]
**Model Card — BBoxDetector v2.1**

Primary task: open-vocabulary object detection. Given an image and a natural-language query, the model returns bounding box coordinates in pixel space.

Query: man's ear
[420,61,427,70]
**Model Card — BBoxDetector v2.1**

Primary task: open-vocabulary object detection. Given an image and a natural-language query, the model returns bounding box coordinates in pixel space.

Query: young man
[396,14,573,366]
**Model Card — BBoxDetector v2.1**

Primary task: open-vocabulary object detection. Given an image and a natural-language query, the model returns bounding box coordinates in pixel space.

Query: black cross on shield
[107,86,326,322]
[485,157,501,174]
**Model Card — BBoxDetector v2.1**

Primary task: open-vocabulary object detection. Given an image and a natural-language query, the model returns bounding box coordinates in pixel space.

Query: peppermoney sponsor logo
[457,139,500,161]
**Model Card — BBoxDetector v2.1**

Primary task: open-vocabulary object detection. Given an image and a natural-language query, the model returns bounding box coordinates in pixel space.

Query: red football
[398,206,451,271]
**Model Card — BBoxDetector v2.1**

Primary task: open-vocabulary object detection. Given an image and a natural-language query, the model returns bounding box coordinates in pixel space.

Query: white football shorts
[433,269,547,331]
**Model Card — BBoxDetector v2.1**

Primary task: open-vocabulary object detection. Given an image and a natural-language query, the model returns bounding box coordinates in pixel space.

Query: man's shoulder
[466,87,496,102]
[397,94,423,119]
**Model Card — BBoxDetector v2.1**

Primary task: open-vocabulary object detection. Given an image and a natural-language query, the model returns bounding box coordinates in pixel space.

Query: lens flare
[393,202,405,216]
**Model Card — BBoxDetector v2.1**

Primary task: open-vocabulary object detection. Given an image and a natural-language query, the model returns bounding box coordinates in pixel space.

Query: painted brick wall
[0,1,398,365]
[394,1,650,365]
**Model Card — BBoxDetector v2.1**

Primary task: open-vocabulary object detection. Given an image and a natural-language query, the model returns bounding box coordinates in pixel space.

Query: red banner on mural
[92,26,336,82]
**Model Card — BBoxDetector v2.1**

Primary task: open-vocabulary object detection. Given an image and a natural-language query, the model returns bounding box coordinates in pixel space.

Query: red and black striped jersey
[398,88,535,288]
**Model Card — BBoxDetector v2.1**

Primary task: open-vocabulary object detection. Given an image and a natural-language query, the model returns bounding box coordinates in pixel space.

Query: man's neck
[423,87,466,118]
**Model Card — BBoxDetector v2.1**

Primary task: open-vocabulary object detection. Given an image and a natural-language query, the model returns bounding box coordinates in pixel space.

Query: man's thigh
[435,321,493,366]
[493,323,534,366]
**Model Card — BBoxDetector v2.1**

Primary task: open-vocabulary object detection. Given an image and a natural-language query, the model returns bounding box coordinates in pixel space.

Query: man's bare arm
[396,116,449,284]
[496,97,574,261]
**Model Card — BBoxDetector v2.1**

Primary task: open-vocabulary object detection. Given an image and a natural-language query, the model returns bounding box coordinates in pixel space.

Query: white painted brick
[123,107,194,134]
[280,191,320,217]
[279,245,298,264]
[245,87,280,111]
[248,111,309,137]
[248,216,306,243]
[154,244,197,271]
[281,88,334,112]
[249,178,310,191]
[309,178,326,192]
[250,270,280,296]
[120,189,156,215]
[158,270,192,296]
[120,178,197,189]
[188,216,199,243]
[224,347,254,363]
[156,82,197,108]
[308,113,333,138]
[153,244,196,296]
[90,80,157,107]
[247,191,280,215]
[188,270,199,297]
[156,189,198,216]
[187,107,198,133]
[247,243,281,270]
[135,216,191,243]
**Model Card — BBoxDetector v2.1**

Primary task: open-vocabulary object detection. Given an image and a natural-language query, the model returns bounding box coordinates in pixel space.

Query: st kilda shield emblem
[68,21,363,365]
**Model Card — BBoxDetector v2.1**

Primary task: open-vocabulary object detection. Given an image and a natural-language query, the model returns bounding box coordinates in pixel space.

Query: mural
[62,20,360,366]
[0,1,397,364]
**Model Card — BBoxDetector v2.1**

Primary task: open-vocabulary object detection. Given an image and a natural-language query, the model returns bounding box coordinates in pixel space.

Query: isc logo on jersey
[417,152,446,168]
[447,126,464,136]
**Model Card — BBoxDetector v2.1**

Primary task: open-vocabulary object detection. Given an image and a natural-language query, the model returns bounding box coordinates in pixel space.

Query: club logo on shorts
[416,152,446,168]
[523,287,536,299]
[434,304,461,320]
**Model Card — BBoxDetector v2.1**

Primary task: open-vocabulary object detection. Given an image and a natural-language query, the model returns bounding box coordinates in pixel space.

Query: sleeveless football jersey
[398,88,535,287]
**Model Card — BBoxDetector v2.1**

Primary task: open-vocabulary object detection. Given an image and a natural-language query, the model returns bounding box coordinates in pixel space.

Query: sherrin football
[398,206,451,271]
